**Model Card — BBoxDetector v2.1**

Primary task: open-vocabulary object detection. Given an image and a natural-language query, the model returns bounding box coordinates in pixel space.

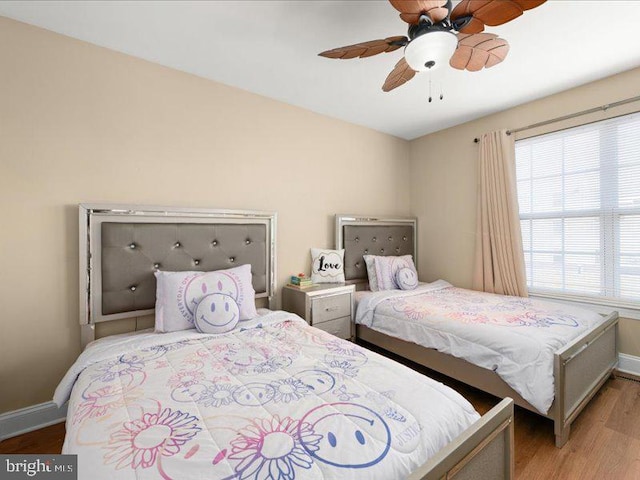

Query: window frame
[516,112,640,316]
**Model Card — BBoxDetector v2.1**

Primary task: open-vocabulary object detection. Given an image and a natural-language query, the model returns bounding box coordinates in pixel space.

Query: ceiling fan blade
[453,16,486,34]
[382,57,417,92]
[449,33,510,71]
[389,0,449,24]
[451,0,546,33]
[319,36,408,59]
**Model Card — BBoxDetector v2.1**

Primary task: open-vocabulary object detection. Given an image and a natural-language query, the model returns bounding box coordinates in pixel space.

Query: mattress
[355,281,605,414]
[55,311,479,480]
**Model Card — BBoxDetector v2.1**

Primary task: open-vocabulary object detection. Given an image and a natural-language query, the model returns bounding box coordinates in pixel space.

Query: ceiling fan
[319,0,547,92]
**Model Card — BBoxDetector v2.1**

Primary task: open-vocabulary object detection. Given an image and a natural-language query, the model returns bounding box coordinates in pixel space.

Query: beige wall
[3,13,639,415]
[409,66,640,357]
[0,17,411,413]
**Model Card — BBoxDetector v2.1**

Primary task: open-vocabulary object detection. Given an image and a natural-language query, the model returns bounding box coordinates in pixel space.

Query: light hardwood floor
[374,346,640,480]
[1,354,639,479]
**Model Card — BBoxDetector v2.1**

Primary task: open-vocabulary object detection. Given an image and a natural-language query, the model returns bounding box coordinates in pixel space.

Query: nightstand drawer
[311,294,351,324]
[313,316,351,339]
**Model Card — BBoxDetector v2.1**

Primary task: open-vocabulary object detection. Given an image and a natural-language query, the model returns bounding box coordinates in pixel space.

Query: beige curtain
[473,130,528,297]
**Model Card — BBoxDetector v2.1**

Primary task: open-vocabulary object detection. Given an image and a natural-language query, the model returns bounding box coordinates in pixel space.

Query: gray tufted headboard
[335,214,417,285]
[79,204,276,346]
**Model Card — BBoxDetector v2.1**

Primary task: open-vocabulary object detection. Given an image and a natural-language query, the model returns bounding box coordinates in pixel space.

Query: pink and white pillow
[363,255,380,291]
[154,264,258,332]
[369,255,418,291]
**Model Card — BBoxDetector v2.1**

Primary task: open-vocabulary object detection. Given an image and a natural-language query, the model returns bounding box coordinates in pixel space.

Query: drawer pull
[312,295,351,323]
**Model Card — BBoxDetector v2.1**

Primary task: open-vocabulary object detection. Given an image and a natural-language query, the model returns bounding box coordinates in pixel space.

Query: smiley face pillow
[154,264,257,332]
[193,293,240,334]
[395,267,418,290]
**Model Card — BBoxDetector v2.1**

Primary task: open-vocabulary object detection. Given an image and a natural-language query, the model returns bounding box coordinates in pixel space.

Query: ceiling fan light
[404,31,458,72]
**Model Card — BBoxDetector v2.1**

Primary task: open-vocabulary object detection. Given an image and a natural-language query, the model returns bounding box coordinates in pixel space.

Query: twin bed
[56,205,515,480]
[336,214,619,448]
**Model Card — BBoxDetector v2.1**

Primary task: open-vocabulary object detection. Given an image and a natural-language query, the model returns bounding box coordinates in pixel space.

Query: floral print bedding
[355,280,605,414]
[55,311,479,479]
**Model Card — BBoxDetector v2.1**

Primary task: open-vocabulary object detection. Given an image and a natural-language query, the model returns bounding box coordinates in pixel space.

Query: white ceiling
[2,1,640,140]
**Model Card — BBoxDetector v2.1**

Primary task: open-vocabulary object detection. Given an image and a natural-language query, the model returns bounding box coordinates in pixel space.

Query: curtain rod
[472,94,640,143]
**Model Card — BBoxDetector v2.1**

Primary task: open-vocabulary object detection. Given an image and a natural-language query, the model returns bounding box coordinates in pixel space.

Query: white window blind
[516,112,640,308]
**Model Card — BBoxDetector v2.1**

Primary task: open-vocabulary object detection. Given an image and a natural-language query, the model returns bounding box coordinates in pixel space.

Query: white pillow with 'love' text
[310,248,345,284]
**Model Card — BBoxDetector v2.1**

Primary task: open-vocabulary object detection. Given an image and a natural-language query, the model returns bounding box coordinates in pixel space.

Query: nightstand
[282,284,355,340]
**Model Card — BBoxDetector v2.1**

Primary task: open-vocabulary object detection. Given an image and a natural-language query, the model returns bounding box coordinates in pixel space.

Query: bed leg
[555,425,570,448]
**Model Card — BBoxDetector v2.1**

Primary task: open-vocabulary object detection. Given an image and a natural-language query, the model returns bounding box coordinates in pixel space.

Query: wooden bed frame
[76,204,515,480]
[336,214,619,448]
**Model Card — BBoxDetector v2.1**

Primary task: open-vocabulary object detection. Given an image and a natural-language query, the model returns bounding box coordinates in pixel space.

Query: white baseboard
[618,353,640,377]
[0,401,67,441]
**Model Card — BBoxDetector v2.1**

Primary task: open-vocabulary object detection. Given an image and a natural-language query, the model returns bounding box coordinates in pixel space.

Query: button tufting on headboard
[100,222,268,316]
[342,224,415,281]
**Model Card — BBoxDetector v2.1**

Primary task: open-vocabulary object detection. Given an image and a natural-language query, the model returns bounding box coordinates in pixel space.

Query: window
[516,112,640,308]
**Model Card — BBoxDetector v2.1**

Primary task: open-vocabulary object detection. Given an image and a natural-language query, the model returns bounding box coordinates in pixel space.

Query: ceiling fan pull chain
[440,82,444,101]
[428,71,433,103]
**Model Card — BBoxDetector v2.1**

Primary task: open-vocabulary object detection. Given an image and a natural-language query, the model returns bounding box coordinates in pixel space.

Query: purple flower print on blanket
[196,384,239,408]
[227,415,321,480]
[73,385,127,424]
[272,379,311,404]
[92,355,145,383]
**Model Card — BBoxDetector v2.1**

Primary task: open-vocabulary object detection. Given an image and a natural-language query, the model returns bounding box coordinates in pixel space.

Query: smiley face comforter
[54,311,480,480]
[355,280,606,415]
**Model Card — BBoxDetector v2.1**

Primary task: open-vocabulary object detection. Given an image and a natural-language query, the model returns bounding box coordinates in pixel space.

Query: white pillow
[363,255,379,291]
[310,248,345,283]
[373,255,418,291]
[193,293,239,334]
[396,267,419,290]
[154,264,258,332]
